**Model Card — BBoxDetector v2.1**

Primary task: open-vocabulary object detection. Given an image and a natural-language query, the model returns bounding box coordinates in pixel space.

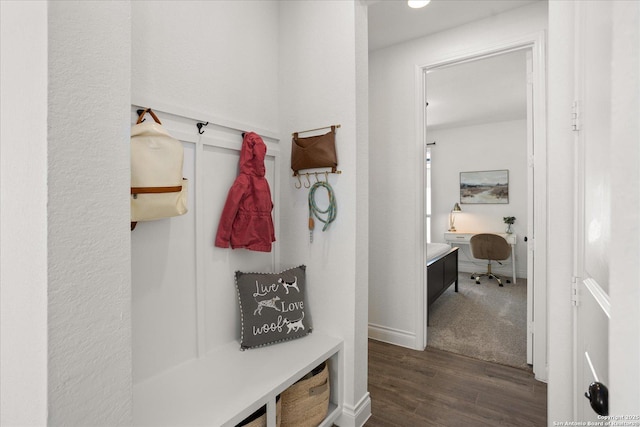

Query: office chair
[469,233,512,286]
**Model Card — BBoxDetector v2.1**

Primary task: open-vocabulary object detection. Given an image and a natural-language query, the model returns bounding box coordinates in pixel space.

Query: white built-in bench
[133,333,343,427]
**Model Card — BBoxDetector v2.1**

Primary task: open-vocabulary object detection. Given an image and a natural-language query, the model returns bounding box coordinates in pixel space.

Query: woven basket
[237,397,281,427]
[280,361,330,427]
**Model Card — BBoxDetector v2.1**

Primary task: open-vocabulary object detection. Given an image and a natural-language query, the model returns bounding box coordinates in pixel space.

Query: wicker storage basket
[280,361,330,427]
[236,397,281,427]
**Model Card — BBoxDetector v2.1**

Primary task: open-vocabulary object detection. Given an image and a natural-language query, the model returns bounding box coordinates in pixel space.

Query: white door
[573,0,640,419]
[574,1,612,420]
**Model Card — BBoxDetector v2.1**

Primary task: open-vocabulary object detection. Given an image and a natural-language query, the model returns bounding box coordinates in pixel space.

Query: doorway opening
[417,35,547,381]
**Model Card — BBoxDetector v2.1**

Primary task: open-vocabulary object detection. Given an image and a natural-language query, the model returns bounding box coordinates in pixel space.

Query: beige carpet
[427,274,529,369]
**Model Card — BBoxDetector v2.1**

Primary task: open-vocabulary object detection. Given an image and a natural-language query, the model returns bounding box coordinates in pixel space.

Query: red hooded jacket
[214,132,275,252]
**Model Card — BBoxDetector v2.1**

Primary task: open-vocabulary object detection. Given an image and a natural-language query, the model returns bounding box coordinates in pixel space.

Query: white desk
[444,232,517,284]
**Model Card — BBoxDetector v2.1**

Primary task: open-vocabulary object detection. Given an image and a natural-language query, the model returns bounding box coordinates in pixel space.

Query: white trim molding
[416,31,548,381]
[368,323,417,349]
[337,392,371,427]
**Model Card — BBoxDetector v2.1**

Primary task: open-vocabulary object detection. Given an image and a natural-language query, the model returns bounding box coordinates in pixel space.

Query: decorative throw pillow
[235,265,312,350]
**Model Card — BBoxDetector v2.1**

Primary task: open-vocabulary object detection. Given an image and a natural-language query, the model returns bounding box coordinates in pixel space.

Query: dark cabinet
[427,247,458,308]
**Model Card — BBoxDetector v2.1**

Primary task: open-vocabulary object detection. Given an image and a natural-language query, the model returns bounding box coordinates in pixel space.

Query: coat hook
[314,172,320,183]
[324,171,329,182]
[197,122,209,134]
[136,109,146,122]
[295,174,302,189]
[304,173,311,188]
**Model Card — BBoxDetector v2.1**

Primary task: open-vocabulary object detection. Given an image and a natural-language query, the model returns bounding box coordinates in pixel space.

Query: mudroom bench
[133,333,343,427]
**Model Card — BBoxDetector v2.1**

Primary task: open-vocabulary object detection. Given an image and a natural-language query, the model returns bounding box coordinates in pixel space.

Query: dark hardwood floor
[365,339,547,426]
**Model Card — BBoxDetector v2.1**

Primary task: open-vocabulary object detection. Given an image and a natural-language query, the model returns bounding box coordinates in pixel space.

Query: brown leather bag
[291,126,338,175]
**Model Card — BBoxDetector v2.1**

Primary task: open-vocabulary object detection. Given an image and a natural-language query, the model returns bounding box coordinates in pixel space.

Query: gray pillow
[235,265,312,350]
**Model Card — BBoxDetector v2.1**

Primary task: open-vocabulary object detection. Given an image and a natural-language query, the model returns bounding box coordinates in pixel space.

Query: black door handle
[584,382,608,416]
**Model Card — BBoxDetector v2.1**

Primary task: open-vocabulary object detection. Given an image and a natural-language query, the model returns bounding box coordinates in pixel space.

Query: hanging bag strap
[131,185,183,196]
[136,108,162,124]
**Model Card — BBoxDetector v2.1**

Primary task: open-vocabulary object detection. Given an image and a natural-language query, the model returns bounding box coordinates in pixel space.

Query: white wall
[131,1,370,425]
[130,0,281,384]
[368,2,547,347]
[608,1,640,413]
[47,2,132,424]
[132,0,278,132]
[429,120,528,278]
[0,2,49,424]
[546,1,577,421]
[2,1,369,424]
[1,1,132,425]
[130,113,281,383]
[278,1,371,424]
[547,2,575,421]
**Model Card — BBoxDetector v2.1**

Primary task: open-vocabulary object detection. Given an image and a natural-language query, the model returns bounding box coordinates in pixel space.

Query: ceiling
[368,0,540,130]
[368,0,540,52]
[425,49,528,130]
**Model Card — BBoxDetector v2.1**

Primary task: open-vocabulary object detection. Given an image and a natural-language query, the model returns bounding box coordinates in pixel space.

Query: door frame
[414,31,548,381]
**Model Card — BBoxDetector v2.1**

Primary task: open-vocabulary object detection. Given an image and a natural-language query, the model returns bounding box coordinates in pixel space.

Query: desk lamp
[448,203,462,232]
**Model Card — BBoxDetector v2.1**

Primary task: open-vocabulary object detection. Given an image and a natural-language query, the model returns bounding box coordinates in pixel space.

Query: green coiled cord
[308,181,337,242]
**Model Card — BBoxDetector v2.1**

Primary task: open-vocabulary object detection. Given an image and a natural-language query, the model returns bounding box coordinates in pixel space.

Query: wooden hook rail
[292,170,342,189]
[292,124,341,137]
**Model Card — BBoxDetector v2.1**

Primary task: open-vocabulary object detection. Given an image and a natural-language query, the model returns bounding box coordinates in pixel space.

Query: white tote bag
[131,109,188,227]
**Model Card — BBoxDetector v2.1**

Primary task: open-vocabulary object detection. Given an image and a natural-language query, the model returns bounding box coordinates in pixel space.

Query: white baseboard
[368,323,416,349]
[336,392,371,427]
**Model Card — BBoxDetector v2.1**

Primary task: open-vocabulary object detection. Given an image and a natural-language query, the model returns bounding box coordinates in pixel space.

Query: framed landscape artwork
[460,170,509,204]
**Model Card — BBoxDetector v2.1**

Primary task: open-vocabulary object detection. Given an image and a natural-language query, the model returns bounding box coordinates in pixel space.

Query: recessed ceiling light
[408,0,431,8]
